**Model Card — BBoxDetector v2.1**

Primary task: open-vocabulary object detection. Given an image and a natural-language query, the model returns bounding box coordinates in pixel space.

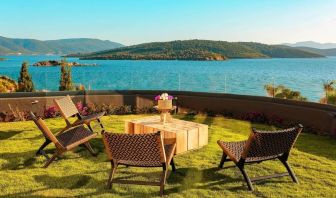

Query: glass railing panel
[1,56,335,105]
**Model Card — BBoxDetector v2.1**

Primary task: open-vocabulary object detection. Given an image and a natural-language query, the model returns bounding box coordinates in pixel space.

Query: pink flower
[155,95,161,100]
[154,93,174,100]
[82,107,89,116]
[76,101,84,111]
[44,106,58,118]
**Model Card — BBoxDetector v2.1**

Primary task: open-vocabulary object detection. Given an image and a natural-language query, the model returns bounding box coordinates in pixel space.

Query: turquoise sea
[1,55,336,102]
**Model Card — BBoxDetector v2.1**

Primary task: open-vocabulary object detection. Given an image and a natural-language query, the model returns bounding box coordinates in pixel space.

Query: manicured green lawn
[0,114,335,197]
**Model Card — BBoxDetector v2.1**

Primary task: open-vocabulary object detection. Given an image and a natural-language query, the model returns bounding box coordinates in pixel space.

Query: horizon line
[1,35,336,46]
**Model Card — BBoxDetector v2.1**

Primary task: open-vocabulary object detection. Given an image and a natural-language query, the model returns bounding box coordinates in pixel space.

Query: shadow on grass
[181,113,197,121]
[3,174,100,198]
[166,165,293,196]
[0,130,23,140]
[32,172,161,197]
[0,150,37,170]
[34,174,93,189]
[165,167,249,195]
[74,137,105,154]
[295,133,336,161]
[202,115,215,126]
[0,140,102,170]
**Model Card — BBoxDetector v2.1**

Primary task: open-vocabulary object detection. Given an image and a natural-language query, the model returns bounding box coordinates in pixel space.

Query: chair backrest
[54,95,79,119]
[242,124,303,159]
[30,112,63,149]
[102,131,166,165]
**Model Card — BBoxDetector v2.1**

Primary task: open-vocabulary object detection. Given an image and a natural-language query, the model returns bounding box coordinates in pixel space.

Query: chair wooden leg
[280,160,298,183]
[170,158,176,172]
[43,152,59,168]
[237,164,254,191]
[219,152,227,168]
[97,118,105,132]
[84,142,97,156]
[36,139,52,160]
[87,124,93,132]
[107,161,118,189]
[160,165,168,196]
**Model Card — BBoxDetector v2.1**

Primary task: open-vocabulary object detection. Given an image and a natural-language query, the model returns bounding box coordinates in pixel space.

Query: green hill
[0,36,124,55]
[295,47,336,56]
[78,40,324,60]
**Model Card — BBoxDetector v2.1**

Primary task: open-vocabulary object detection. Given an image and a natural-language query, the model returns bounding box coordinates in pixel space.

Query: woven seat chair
[54,95,105,133]
[102,131,176,196]
[217,124,303,191]
[30,112,97,168]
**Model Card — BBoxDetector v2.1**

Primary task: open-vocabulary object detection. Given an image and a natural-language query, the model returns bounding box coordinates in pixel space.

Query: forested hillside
[0,36,123,55]
[78,40,324,60]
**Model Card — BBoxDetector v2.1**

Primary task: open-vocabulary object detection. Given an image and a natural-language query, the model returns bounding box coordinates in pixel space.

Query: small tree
[264,84,283,97]
[264,84,307,101]
[320,80,336,104]
[0,76,18,93]
[18,62,35,92]
[59,59,73,91]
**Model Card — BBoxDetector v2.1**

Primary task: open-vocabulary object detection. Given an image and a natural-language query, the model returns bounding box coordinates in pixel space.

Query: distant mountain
[77,40,324,60]
[283,41,336,49]
[0,36,124,55]
[296,47,336,56]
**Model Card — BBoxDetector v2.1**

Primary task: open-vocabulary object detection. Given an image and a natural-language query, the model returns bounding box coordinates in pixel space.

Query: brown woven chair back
[102,131,166,165]
[242,125,303,159]
[54,95,79,118]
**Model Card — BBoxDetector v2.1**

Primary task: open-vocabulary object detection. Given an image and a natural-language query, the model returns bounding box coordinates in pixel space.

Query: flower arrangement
[44,106,58,118]
[76,101,89,116]
[155,93,174,100]
[155,93,174,123]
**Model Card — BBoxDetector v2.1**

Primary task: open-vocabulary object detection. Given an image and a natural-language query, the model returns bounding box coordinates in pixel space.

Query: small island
[76,40,324,61]
[0,57,7,61]
[33,60,97,67]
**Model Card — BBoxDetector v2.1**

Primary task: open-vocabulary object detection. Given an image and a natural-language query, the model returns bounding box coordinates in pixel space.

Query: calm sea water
[1,55,336,102]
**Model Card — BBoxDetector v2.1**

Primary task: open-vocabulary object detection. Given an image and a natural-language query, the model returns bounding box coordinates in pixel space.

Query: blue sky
[0,0,335,45]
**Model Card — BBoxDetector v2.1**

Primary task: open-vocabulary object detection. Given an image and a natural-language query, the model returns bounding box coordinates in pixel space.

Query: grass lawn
[0,114,336,197]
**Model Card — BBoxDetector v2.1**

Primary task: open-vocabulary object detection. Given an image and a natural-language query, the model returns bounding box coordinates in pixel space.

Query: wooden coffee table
[125,116,208,154]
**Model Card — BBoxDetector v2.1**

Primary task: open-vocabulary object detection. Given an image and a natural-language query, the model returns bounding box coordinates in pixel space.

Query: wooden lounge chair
[102,131,176,196]
[30,112,97,168]
[217,124,303,191]
[53,95,105,132]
